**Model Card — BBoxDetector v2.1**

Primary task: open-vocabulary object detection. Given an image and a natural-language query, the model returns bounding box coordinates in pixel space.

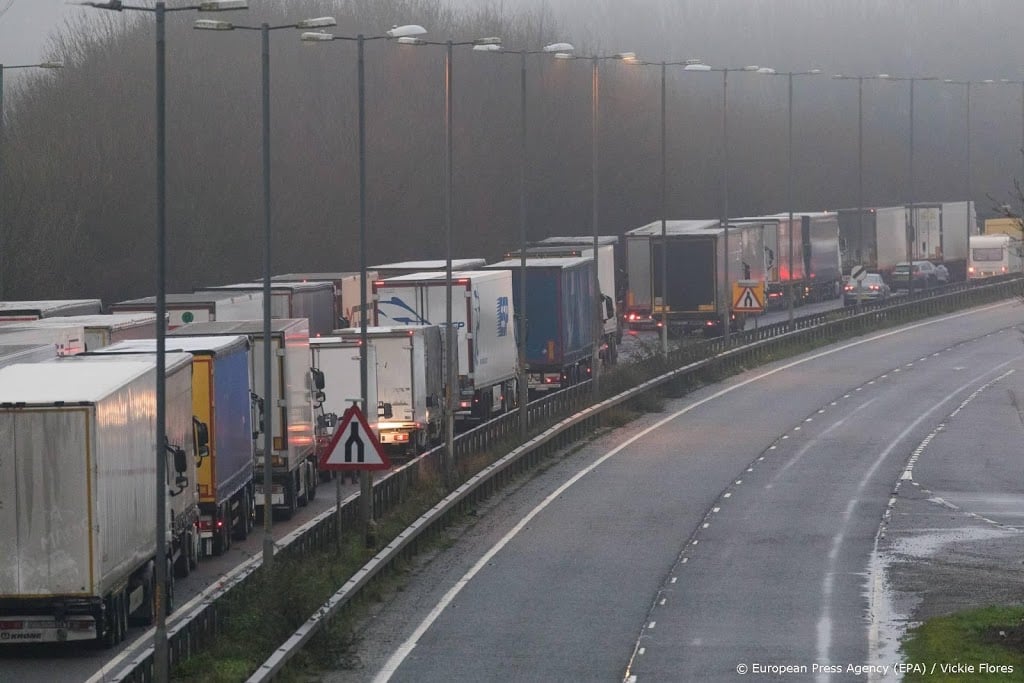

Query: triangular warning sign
[318,405,391,471]
[732,281,764,312]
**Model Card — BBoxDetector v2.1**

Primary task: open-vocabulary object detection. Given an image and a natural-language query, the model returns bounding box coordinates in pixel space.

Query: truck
[908,201,974,281]
[92,336,256,557]
[968,233,1024,278]
[484,257,595,393]
[32,313,161,351]
[507,236,620,363]
[0,343,56,369]
[0,321,87,356]
[171,319,317,519]
[110,291,264,329]
[737,212,842,308]
[369,259,487,280]
[308,336,378,471]
[0,358,197,646]
[624,220,762,336]
[0,299,102,322]
[195,281,335,337]
[333,325,445,457]
[271,272,378,328]
[373,270,518,422]
[984,216,1022,239]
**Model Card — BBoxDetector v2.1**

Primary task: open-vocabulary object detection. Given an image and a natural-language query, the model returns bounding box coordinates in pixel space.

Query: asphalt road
[322,299,1024,682]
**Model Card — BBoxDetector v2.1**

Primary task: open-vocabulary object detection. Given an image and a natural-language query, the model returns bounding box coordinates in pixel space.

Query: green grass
[901,606,1024,681]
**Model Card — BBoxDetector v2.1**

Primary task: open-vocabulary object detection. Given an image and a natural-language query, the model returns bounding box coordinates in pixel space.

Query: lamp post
[473,41,574,438]
[397,33,502,488]
[943,78,974,267]
[879,74,937,297]
[624,58,703,357]
[80,3,246,680]
[299,23,427,531]
[194,12,337,570]
[683,63,761,343]
[0,60,62,299]
[554,50,636,396]
[757,68,821,326]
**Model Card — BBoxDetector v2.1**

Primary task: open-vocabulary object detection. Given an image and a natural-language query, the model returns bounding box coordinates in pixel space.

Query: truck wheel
[281,477,297,520]
[307,462,318,501]
[234,489,251,541]
[174,538,191,579]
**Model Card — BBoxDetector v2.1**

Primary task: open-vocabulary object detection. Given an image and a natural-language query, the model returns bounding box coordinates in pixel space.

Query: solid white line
[375,302,1012,682]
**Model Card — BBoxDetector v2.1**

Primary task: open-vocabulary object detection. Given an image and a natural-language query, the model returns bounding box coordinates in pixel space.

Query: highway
[320,300,1024,682]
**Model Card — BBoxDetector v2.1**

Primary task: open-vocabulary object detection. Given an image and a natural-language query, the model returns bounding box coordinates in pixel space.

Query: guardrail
[113,275,1024,682]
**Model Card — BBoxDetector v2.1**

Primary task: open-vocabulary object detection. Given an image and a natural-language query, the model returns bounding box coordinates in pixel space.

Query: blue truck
[485,257,595,394]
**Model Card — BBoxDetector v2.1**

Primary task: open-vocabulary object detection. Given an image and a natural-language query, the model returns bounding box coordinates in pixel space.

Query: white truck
[369,259,487,280]
[272,272,378,328]
[0,299,102,322]
[0,343,56,369]
[92,336,256,558]
[0,358,197,646]
[0,321,87,356]
[195,281,336,337]
[334,325,445,457]
[309,336,378,473]
[172,319,317,519]
[909,200,974,281]
[373,270,518,422]
[29,313,161,351]
[111,291,264,329]
[838,206,915,282]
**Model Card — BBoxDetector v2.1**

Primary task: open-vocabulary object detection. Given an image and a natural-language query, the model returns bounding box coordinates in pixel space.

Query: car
[843,273,891,305]
[891,260,937,290]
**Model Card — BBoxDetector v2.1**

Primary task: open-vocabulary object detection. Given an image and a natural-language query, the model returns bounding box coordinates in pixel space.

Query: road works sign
[318,405,391,470]
[732,280,765,313]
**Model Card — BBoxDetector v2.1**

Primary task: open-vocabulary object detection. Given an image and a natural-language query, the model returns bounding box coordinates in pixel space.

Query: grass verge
[901,606,1024,681]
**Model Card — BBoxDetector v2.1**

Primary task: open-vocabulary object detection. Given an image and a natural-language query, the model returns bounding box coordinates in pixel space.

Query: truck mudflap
[0,599,103,644]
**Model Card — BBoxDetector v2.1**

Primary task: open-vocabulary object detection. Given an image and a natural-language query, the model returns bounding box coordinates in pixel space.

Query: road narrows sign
[318,405,391,470]
[732,280,765,313]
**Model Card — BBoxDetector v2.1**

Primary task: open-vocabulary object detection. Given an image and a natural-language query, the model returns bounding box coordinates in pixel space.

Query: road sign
[318,405,391,471]
[851,265,867,281]
[732,280,765,313]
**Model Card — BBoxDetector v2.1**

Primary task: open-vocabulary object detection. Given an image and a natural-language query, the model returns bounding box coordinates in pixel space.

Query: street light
[473,41,573,438]
[878,74,938,296]
[943,78,975,270]
[757,68,820,326]
[553,50,636,396]
[624,58,703,357]
[79,3,246,680]
[397,34,503,488]
[299,22,427,531]
[683,62,762,343]
[0,60,62,298]
[194,12,337,571]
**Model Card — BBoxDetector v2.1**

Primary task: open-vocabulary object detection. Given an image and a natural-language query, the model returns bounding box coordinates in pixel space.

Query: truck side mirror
[311,367,326,391]
[193,417,210,463]
[251,392,265,439]
[603,295,614,321]
[378,401,393,419]
[169,444,188,475]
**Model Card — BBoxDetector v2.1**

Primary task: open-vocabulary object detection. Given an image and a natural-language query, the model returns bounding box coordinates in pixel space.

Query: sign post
[850,264,867,311]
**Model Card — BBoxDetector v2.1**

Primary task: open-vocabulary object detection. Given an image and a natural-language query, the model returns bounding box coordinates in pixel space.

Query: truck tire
[307,462,318,501]
[234,489,251,541]
[281,477,297,520]
[174,537,191,579]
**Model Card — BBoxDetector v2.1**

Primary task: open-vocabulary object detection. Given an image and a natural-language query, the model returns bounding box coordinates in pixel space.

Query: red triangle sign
[318,405,391,471]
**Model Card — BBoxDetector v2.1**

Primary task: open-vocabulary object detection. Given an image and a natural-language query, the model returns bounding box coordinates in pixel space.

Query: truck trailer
[309,336,378,469]
[110,291,264,329]
[369,259,487,280]
[0,359,195,646]
[507,237,620,362]
[373,270,518,422]
[195,282,336,337]
[333,325,445,457]
[0,299,102,322]
[625,220,760,336]
[908,201,974,281]
[0,321,87,356]
[271,272,378,328]
[0,343,56,369]
[35,313,161,351]
[93,336,256,557]
[485,257,595,393]
[172,319,317,519]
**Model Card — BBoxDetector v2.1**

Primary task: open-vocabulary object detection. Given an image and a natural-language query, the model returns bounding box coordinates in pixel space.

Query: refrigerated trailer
[92,336,256,557]
[111,291,264,329]
[0,343,56,369]
[308,336,378,469]
[373,270,518,422]
[909,201,974,281]
[0,358,195,646]
[0,299,102,322]
[33,313,161,350]
[837,206,908,280]
[195,281,336,337]
[172,319,317,519]
[333,325,445,457]
[271,272,378,328]
[369,259,487,280]
[0,322,87,356]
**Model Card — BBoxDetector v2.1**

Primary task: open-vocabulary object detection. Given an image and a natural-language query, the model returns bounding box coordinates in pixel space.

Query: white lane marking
[816,358,1020,681]
[772,399,876,482]
[378,302,1011,682]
